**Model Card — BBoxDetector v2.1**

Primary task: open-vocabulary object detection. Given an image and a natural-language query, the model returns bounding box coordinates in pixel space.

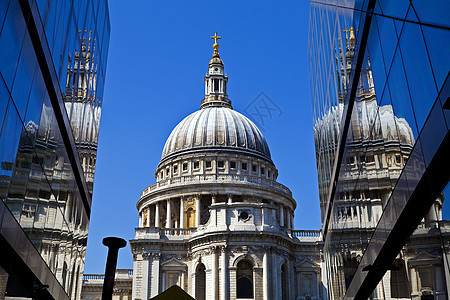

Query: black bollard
[101,237,127,300]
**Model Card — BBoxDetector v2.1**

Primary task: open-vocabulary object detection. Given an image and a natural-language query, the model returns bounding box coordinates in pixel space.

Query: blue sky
[83,0,319,273]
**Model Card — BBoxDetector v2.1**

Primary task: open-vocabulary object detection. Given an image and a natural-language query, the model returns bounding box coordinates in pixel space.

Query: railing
[288,229,322,238]
[83,274,104,280]
[140,174,292,198]
[159,228,195,236]
[83,269,133,282]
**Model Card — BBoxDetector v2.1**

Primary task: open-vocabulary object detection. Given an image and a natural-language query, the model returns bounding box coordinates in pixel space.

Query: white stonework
[130,37,323,300]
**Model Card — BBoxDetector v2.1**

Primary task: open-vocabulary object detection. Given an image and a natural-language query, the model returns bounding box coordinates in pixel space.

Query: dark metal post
[101,237,127,300]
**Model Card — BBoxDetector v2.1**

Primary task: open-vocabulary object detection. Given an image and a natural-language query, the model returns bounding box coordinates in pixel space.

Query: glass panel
[0,0,27,88]
[376,0,410,19]
[0,0,11,35]
[11,32,37,120]
[412,0,450,28]
[387,51,419,140]
[399,21,437,132]
[0,100,23,200]
[421,25,450,91]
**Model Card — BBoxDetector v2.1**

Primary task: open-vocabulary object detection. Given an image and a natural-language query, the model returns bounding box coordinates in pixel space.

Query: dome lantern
[201,33,232,109]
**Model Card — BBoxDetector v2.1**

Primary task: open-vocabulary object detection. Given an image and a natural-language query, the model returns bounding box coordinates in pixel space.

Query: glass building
[309,1,450,299]
[0,0,110,299]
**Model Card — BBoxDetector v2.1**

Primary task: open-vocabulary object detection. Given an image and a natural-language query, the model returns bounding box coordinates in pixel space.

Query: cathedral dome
[161,106,271,162]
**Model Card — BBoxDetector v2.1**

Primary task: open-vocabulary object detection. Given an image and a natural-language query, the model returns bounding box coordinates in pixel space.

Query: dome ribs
[161,107,272,162]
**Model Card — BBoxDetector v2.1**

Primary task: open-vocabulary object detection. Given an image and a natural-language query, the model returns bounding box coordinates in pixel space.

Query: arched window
[281,263,288,300]
[195,263,206,300]
[391,259,409,298]
[237,260,253,298]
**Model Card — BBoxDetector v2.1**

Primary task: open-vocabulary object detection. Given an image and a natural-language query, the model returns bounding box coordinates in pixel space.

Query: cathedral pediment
[408,251,441,266]
[295,259,320,272]
[161,258,188,268]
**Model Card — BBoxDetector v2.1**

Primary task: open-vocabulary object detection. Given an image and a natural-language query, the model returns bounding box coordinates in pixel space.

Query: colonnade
[138,194,294,229]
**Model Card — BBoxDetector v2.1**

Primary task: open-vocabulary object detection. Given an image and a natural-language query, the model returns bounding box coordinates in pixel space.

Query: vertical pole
[101,237,127,300]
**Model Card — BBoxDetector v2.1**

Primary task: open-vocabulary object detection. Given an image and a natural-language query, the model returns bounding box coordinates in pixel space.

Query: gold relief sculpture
[143,210,148,227]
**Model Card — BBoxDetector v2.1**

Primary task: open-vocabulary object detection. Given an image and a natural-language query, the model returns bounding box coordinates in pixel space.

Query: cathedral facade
[129,34,323,300]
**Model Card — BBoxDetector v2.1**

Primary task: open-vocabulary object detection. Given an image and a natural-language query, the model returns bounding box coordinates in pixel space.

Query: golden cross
[211,32,221,44]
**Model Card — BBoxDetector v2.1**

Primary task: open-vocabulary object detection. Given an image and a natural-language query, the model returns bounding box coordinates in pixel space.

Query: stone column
[280,206,284,227]
[196,196,201,227]
[272,251,278,299]
[139,212,143,227]
[147,207,151,227]
[410,267,417,294]
[132,255,138,299]
[155,202,160,228]
[261,206,266,228]
[220,247,228,300]
[263,251,269,300]
[151,253,161,297]
[211,193,217,204]
[141,253,152,299]
[212,247,218,300]
[166,199,172,228]
[228,194,232,204]
[180,197,185,228]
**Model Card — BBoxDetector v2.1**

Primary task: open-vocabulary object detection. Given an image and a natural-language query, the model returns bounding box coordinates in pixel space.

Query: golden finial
[349,26,355,51]
[210,32,221,57]
[343,27,350,52]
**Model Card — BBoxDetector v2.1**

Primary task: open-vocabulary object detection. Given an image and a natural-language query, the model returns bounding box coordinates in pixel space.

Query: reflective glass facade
[0,0,109,299]
[309,1,450,299]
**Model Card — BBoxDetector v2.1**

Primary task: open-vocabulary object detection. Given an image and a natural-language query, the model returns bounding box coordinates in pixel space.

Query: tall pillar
[211,193,216,204]
[212,247,218,300]
[151,254,161,297]
[227,194,232,204]
[280,206,284,227]
[139,212,143,227]
[263,251,269,300]
[196,196,201,227]
[155,202,160,228]
[272,250,278,299]
[141,253,152,300]
[166,199,172,228]
[180,197,185,228]
[220,247,228,300]
[147,207,151,227]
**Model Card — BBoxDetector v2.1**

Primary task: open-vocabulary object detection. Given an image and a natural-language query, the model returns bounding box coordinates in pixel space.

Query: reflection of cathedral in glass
[0,0,109,299]
[310,6,450,299]
[64,30,102,194]
[130,34,323,300]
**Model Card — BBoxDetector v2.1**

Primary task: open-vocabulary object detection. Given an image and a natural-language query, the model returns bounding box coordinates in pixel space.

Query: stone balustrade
[287,229,322,238]
[136,227,322,242]
[140,174,292,198]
